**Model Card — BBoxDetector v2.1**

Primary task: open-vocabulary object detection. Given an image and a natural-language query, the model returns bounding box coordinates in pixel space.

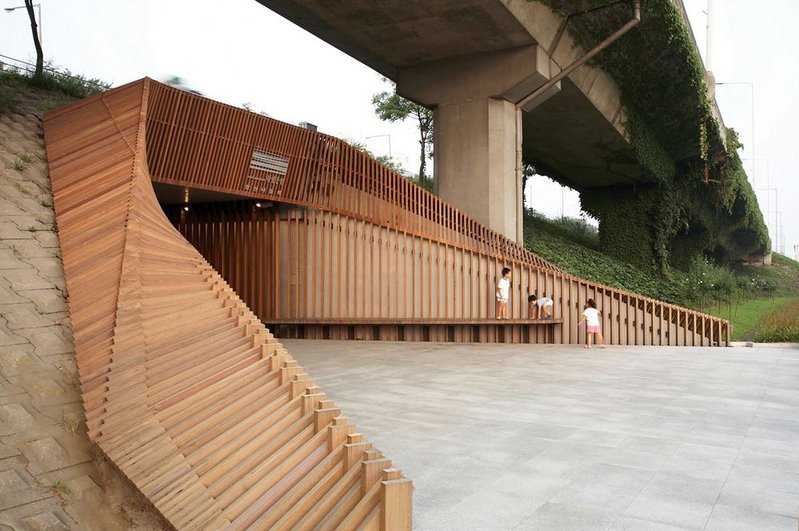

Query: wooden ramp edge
[44,79,412,530]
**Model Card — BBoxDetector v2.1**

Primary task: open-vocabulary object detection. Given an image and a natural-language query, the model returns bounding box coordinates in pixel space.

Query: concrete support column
[398,45,559,244]
[434,98,523,242]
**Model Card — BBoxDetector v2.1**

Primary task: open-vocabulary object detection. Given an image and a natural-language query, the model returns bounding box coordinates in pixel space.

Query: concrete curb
[730,341,799,349]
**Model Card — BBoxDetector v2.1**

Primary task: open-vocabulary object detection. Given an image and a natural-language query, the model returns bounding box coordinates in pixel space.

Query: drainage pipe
[517,0,641,109]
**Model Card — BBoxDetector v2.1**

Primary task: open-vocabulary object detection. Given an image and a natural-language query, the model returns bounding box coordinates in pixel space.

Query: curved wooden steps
[44,80,412,530]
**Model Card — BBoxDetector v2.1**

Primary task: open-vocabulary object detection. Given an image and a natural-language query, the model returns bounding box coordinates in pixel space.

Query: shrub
[0,63,109,116]
[524,211,793,314]
[28,64,109,99]
[0,70,25,114]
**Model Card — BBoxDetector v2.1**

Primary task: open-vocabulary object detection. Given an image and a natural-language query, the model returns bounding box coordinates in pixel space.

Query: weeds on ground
[45,479,71,497]
[1,64,109,115]
[0,71,23,114]
[755,299,799,342]
[28,66,109,99]
[0,87,19,114]
[60,412,81,434]
[14,158,28,172]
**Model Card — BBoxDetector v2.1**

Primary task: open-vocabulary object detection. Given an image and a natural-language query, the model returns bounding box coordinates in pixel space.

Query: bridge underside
[261,0,644,242]
[522,78,646,189]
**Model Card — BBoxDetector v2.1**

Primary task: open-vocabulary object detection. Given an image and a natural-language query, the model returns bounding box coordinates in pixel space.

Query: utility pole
[706,0,714,71]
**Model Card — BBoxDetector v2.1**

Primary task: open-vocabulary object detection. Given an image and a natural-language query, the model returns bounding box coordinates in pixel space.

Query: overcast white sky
[1,0,796,257]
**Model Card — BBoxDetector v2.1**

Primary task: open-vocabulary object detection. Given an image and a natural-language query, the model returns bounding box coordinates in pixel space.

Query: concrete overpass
[260,0,652,242]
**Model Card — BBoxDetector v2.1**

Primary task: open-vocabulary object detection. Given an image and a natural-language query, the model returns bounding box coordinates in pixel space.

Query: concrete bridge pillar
[398,45,560,243]
[433,98,522,242]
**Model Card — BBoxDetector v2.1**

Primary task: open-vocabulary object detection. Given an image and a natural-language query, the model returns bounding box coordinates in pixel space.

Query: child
[578,298,606,349]
[528,290,537,319]
[496,267,511,319]
[536,294,553,319]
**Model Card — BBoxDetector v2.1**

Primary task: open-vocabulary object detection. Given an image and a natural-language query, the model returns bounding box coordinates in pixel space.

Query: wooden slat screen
[140,78,729,346]
[166,200,729,346]
[144,79,557,271]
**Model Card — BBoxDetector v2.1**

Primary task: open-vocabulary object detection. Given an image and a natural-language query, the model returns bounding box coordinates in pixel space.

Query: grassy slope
[524,213,799,340]
[523,214,682,304]
[755,299,799,342]
[705,297,797,341]
[742,253,799,297]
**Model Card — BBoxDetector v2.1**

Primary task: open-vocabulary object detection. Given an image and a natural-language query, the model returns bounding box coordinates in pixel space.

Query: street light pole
[365,134,392,159]
[4,4,42,46]
[716,81,754,184]
[756,187,779,254]
[706,0,714,71]
[741,158,768,190]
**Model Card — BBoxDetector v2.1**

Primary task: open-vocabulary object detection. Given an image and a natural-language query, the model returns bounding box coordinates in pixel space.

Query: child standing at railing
[578,298,606,349]
[496,268,511,320]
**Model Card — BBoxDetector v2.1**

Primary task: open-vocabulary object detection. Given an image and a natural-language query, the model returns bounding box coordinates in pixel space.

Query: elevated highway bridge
[259,0,665,238]
[261,0,766,267]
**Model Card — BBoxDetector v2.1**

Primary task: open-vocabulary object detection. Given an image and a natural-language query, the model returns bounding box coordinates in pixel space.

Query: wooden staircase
[44,80,411,529]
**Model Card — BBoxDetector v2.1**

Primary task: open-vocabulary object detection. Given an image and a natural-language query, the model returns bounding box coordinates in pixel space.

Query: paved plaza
[285,340,799,530]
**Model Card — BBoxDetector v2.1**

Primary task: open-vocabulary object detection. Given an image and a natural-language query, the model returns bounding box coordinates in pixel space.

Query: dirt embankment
[1,88,168,530]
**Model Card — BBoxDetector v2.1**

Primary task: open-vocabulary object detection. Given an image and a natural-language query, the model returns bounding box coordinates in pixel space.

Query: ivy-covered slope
[524,211,798,322]
[524,212,682,303]
[531,0,769,269]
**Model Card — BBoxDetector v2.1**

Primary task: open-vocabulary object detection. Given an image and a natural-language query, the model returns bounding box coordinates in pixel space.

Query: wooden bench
[266,318,564,344]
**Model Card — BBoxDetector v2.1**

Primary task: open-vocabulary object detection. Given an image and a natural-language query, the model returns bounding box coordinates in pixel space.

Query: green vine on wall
[532,0,769,269]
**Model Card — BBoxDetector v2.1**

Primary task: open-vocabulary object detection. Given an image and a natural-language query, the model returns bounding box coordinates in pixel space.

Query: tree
[346,139,409,176]
[23,1,43,78]
[521,162,536,208]
[371,79,434,187]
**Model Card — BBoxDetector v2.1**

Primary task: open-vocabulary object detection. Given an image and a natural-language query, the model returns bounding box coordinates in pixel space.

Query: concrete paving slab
[21,258,63,280]
[20,327,72,356]
[33,232,60,249]
[516,501,617,531]
[0,468,51,511]
[20,511,70,531]
[18,289,67,315]
[717,479,799,520]
[1,269,52,291]
[609,516,689,530]
[705,504,799,531]
[10,240,58,260]
[0,247,29,270]
[0,304,56,330]
[0,403,35,436]
[285,340,799,530]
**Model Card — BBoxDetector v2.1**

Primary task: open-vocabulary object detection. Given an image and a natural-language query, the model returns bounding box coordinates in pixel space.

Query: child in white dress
[578,298,606,349]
